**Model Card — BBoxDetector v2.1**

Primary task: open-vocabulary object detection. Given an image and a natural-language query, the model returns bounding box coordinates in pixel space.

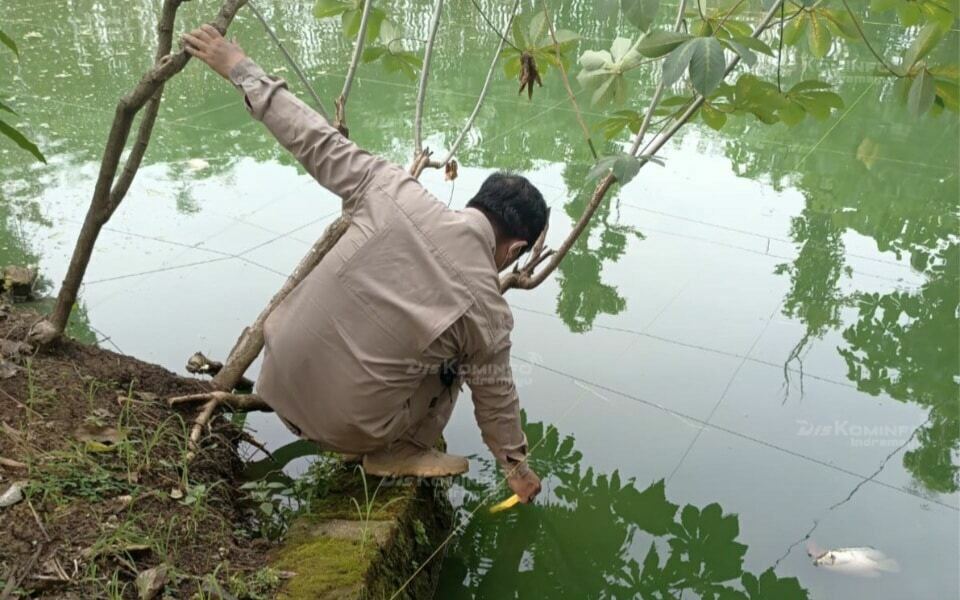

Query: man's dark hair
[466,172,548,252]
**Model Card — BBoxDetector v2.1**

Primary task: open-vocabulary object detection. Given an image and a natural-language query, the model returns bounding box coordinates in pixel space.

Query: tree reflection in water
[438,414,809,599]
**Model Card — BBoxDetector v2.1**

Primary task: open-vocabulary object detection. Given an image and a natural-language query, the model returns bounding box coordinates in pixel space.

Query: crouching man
[183,25,544,503]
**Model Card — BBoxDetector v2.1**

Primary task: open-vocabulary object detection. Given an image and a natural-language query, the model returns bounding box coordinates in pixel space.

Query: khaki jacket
[230,59,527,470]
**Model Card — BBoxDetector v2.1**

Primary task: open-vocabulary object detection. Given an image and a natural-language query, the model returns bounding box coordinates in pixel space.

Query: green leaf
[661,39,697,86]
[637,30,692,58]
[0,99,15,114]
[935,79,959,112]
[0,29,18,58]
[722,39,756,67]
[621,0,661,32]
[587,152,660,185]
[701,103,727,130]
[0,118,45,162]
[807,14,832,58]
[529,11,548,45]
[788,79,832,93]
[362,46,387,63]
[783,13,807,46]
[313,0,352,19]
[908,69,936,115]
[597,110,643,140]
[688,37,726,95]
[343,6,385,42]
[903,23,944,68]
[731,34,774,57]
[821,9,859,39]
[777,101,806,126]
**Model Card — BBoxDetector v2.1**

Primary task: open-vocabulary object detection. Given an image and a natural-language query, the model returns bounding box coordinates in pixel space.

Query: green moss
[271,535,374,599]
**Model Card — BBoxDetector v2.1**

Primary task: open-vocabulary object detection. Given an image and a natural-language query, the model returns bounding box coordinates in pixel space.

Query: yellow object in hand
[489,494,520,514]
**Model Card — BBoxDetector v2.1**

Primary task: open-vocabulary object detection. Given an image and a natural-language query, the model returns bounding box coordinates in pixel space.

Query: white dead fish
[185,158,209,172]
[807,541,899,578]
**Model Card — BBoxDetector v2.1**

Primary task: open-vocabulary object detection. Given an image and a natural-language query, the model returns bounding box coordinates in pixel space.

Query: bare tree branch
[211,217,351,392]
[413,0,444,156]
[436,0,520,167]
[247,0,331,119]
[541,1,597,160]
[336,0,376,135]
[629,0,689,155]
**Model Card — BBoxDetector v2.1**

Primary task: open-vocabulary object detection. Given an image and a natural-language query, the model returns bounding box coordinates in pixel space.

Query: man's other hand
[181,24,246,80]
[507,467,541,504]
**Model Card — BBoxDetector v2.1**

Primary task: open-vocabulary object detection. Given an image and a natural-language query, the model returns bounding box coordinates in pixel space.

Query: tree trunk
[34,0,249,345]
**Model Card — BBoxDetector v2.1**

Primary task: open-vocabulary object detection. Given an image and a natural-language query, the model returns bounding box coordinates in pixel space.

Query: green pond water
[1,0,958,598]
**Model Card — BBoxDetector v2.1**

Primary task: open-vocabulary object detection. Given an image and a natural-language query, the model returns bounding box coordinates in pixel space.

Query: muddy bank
[0,308,452,598]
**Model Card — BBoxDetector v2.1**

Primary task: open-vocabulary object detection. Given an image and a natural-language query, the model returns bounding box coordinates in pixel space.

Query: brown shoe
[362,441,469,478]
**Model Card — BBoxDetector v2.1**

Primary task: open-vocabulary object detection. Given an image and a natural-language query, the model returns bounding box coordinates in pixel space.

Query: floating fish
[808,541,899,578]
[489,493,520,514]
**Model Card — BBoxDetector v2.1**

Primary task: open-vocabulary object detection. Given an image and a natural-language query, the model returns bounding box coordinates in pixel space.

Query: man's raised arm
[182,25,383,204]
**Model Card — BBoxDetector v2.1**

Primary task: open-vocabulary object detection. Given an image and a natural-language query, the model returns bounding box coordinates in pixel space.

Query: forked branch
[500,0,788,293]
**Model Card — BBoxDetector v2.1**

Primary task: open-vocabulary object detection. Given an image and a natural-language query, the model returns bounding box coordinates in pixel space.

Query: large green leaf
[0,99,15,114]
[783,13,807,46]
[342,6,385,41]
[701,103,727,130]
[0,29,18,58]
[688,37,726,95]
[661,39,697,87]
[903,23,944,68]
[807,14,832,58]
[908,69,936,115]
[0,118,45,163]
[621,0,661,32]
[586,152,662,185]
[636,30,692,58]
[731,34,775,57]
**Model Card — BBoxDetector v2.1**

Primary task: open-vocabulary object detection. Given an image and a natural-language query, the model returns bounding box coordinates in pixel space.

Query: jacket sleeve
[228,57,384,210]
[464,335,530,475]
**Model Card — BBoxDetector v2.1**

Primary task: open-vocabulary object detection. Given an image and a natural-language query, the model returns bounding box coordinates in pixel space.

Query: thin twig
[628,0,689,156]
[414,0,444,154]
[839,0,902,76]
[340,0,374,102]
[246,0,331,119]
[437,0,520,166]
[541,1,597,160]
[468,0,521,52]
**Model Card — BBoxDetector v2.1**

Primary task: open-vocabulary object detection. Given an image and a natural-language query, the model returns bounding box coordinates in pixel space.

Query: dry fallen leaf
[518,52,542,100]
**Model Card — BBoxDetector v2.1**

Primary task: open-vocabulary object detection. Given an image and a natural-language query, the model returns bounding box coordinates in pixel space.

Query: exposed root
[169,391,272,454]
[168,390,270,412]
